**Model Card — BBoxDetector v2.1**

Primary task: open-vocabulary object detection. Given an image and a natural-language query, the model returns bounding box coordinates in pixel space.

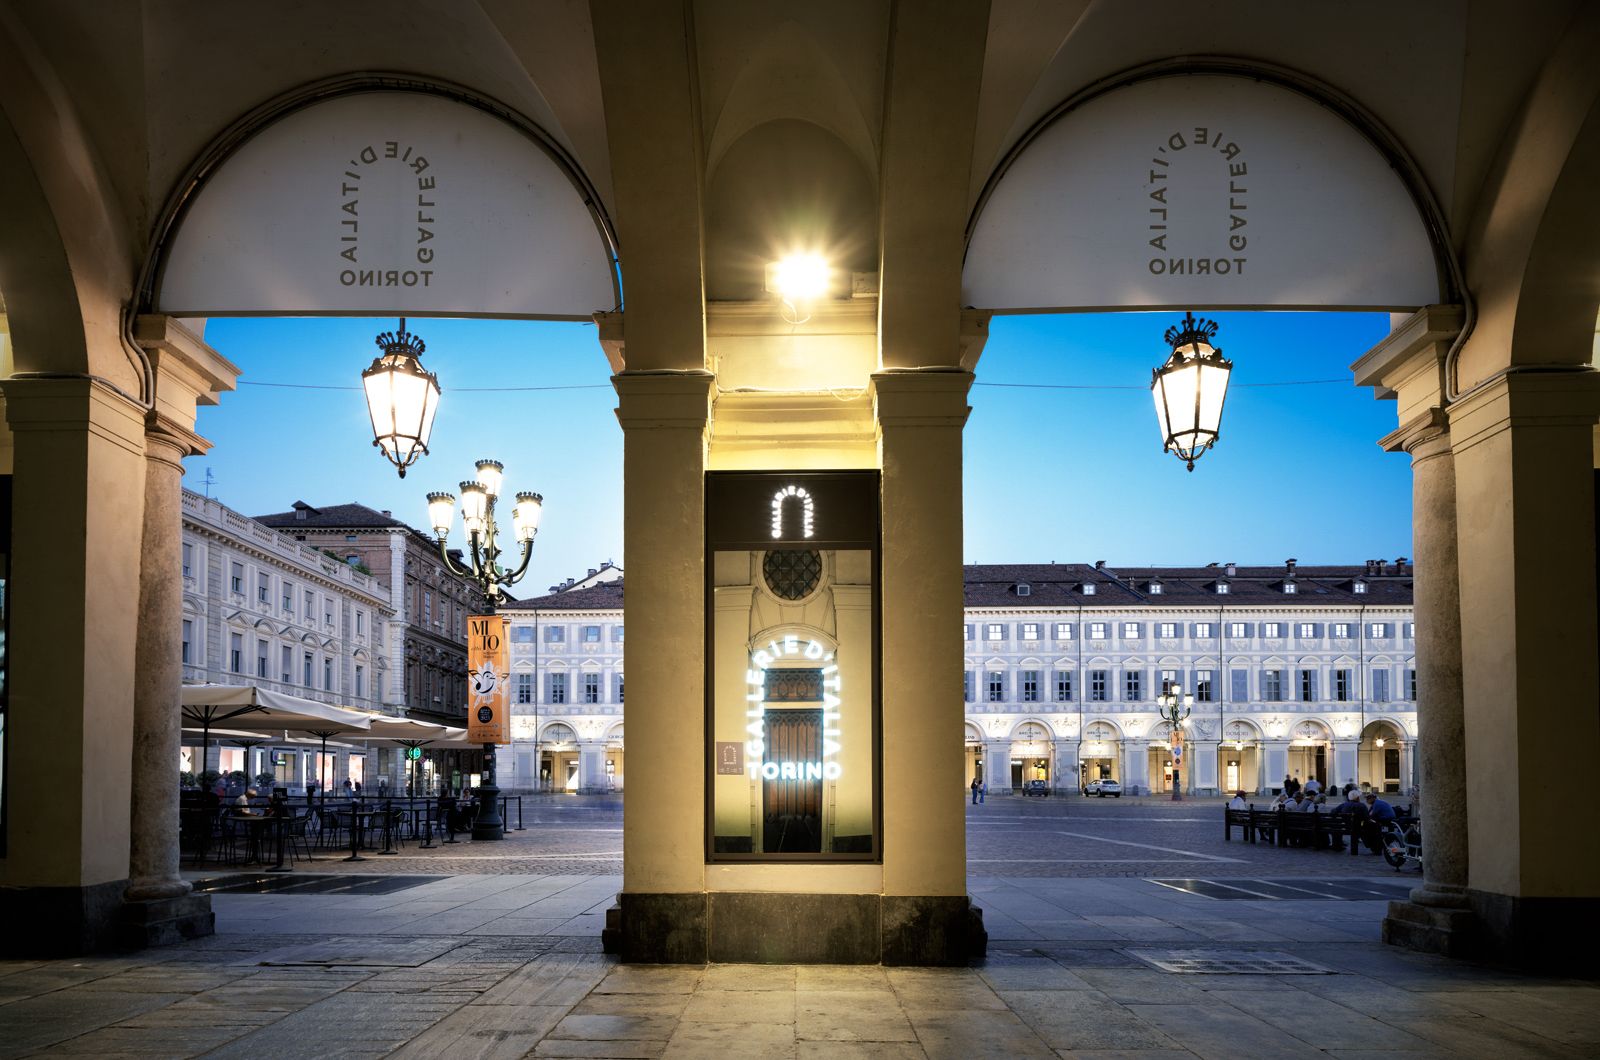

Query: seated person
[1364,792,1397,821]
[232,789,261,816]
[1228,791,1248,809]
[1328,790,1367,850]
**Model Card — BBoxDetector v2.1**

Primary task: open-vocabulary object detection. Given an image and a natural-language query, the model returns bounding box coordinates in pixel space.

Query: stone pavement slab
[3,875,1598,1060]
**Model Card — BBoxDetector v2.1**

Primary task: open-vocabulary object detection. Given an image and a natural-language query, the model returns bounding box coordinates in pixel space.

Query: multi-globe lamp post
[425,464,542,840]
[1156,688,1194,801]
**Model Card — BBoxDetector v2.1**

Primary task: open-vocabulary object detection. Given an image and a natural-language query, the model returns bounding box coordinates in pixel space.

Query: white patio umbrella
[181,685,373,801]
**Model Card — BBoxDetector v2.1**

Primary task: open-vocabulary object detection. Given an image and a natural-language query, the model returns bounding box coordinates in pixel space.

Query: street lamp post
[426,460,542,841]
[1156,689,1194,801]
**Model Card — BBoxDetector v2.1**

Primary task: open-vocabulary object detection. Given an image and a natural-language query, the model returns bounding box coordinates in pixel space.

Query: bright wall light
[766,255,831,301]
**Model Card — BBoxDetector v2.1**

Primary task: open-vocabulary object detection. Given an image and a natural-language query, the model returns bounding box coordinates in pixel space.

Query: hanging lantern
[362,317,441,478]
[1150,311,1233,471]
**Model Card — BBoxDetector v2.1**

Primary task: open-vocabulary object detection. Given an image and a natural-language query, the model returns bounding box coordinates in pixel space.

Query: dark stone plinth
[1468,890,1600,972]
[709,892,880,964]
[0,879,128,957]
[610,892,986,965]
[116,893,214,949]
[616,893,708,963]
[1383,900,1475,959]
[882,895,985,966]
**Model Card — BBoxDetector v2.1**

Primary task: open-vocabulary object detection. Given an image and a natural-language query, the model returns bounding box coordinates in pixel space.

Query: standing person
[1283,774,1298,797]
[979,779,986,804]
[971,776,981,805]
[342,777,353,796]
[1304,776,1321,796]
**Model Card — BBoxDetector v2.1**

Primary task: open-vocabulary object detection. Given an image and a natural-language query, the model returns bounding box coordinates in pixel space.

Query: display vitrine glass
[706,472,879,861]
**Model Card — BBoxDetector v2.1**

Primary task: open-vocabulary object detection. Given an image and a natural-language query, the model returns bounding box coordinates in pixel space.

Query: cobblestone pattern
[190,795,1412,880]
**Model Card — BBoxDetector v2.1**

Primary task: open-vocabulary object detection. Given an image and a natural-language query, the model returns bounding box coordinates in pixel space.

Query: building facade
[961,562,1415,797]
[498,561,1414,799]
[253,501,487,728]
[497,581,626,794]
[180,489,396,786]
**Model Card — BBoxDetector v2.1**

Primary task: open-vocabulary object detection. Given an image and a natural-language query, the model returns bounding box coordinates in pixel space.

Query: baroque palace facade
[498,560,1414,798]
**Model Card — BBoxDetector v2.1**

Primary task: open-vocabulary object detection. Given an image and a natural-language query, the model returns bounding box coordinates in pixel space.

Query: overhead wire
[238,377,1352,393]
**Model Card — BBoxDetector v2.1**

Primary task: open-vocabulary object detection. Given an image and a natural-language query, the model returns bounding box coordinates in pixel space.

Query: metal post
[472,741,505,840]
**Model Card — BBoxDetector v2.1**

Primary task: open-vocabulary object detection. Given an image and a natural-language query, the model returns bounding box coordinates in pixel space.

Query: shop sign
[155,91,618,319]
[965,74,1439,311]
[467,615,510,744]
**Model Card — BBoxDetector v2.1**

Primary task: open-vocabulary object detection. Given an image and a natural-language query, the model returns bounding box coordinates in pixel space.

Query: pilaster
[1446,370,1600,966]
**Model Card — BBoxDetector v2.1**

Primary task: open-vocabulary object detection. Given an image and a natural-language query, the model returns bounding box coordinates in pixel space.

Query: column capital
[1379,406,1449,456]
[871,368,974,429]
[612,369,713,430]
[133,315,239,431]
[143,410,212,471]
[1447,367,1600,458]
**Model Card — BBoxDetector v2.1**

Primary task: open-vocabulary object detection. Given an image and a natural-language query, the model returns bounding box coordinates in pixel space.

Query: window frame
[1021,670,1039,702]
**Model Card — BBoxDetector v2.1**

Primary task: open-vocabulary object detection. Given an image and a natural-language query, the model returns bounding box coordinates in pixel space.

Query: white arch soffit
[964,66,1449,312]
[147,80,620,320]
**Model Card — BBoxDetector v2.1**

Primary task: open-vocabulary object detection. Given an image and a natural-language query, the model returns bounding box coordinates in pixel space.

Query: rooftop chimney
[1286,558,1297,573]
[1094,560,1105,571]
[1395,556,1408,573]
[381,510,391,517]
[1376,559,1386,576]
[1225,562,1236,576]
[588,568,598,577]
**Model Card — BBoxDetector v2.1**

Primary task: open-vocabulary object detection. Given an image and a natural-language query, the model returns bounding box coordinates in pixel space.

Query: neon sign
[744,633,841,780]
[770,486,815,539]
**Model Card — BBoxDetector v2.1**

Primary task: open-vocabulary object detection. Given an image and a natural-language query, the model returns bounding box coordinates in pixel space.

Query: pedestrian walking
[971,776,981,804]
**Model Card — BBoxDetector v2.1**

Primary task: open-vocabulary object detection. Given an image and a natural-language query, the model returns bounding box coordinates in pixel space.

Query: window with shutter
[1055,622,1074,640]
[1054,671,1073,702]
[1195,670,1214,701]
[1122,622,1141,639]
[1159,622,1177,638]
[1090,670,1107,701]
[1299,669,1317,701]
[1124,669,1142,701]
[964,671,975,702]
[1022,671,1039,701]
[987,671,1006,702]
[1335,669,1351,701]
[1262,670,1283,701]
[1228,622,1247,638]
[1372,669,1390,702]
[1088,622,1107,639]
[1231,669,1248,701]
[1160,669,1179,693]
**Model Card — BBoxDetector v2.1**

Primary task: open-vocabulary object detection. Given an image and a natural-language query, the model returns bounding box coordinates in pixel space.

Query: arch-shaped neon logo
[770,486,815,539]
[744,633,841,780]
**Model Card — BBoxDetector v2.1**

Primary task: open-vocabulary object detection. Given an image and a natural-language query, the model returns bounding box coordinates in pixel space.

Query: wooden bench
[1223,804,1363,855]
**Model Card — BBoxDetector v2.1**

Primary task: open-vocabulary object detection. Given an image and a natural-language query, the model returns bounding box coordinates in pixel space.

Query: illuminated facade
[962,562,1415,797]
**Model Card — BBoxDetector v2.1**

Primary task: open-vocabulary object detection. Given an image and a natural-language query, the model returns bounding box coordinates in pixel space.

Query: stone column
[1380,413,1474,953]
[126,417,201,902]
[875,369,980,963]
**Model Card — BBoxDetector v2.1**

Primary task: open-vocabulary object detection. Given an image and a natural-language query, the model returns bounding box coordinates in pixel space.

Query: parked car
[1084,779,1122,797]
[1022,780,1051,797]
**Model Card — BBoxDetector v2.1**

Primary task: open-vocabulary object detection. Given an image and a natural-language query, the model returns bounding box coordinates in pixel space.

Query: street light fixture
[1156,688,1194,801]
[362,318,441,479]
[426,460,541,607]
[1151,311,1233,471]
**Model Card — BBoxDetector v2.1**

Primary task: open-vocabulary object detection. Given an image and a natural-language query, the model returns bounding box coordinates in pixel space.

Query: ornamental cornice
[183,522,391,606]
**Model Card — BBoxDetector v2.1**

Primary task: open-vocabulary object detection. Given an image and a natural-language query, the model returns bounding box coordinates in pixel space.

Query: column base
[1382,900,1476,959]
[0,880,130,957]
[116,894,214,949]
[603,892,986,965]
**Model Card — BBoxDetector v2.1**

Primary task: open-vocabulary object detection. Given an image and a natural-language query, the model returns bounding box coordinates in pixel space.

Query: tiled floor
[2,874,1594,1059]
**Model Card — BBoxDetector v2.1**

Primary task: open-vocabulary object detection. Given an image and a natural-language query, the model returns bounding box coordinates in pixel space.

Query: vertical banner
[467,615,510,744]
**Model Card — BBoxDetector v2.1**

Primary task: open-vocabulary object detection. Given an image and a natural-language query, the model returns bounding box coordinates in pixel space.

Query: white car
[1084,779,1122,797]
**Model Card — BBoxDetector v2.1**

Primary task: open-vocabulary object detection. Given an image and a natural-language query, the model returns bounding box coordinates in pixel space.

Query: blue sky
[188,309,1406,588]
